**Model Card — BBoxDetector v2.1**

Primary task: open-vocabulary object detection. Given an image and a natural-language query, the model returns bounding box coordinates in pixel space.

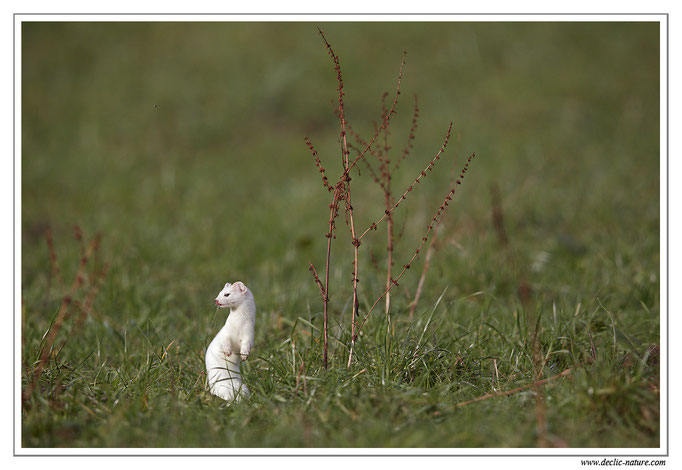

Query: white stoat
[205,281,256,402]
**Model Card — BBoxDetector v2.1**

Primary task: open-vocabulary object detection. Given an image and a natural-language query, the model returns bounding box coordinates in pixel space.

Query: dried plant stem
[358,123,453,241]
[453,365,577,409]
[343,129,360,369]
[535,379,548,447]
[344,54,405,175]
[23,233,102,403]
[322,190,340,369]
[45,228,64,287]
[350,153,476,366]
[385,200,394,317]
[295,361,307,397]
[340,87,358,371]
[380,98,394,318]
[56,262,109,357]
[346,190,360,369]
[308,262,325,298]
[308,187,341,370]
[322,228,332,368]
[408,219,440,320]
[310,30,472,370]
[350,152,476,356]
[315,28,407,369]
[356,94,419,320]
[531,311,548,447]
[306,137,331,192]
[44,228,63,310]
[318,28,359,370]
[393,95,419,172]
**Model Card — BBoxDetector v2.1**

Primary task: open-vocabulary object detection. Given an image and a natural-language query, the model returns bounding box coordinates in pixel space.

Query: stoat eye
[224,293,230,297]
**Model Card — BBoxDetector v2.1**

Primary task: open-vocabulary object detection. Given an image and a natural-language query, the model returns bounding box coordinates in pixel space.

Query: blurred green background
[21,21,660,448]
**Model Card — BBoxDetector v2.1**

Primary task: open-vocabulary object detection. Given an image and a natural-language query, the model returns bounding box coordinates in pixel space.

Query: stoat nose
[215,299,220,305]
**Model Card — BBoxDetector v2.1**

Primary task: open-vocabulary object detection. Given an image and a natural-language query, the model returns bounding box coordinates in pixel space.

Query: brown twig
[453,365,577,409]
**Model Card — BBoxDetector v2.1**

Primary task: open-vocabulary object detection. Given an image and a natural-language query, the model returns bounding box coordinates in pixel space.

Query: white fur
[205,281,256,402]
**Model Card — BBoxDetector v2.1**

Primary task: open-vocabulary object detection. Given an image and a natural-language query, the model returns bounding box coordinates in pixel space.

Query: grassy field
[20,21,660,449]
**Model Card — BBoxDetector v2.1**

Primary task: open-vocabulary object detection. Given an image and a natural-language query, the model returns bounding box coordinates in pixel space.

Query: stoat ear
[224,282,232,290]
[233,281,247,293]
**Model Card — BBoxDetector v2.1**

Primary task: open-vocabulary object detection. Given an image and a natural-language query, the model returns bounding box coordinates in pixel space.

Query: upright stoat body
[205,281,255,402]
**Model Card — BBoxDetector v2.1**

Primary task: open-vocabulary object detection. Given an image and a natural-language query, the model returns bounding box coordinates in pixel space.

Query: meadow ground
[20,21,660,448]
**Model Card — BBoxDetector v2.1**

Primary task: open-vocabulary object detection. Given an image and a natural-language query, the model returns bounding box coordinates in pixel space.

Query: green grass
[21,21,660,448]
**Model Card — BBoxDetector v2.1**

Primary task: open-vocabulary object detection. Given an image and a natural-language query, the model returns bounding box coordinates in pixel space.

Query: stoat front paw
[225,347,233,357]
[240,347,250,362]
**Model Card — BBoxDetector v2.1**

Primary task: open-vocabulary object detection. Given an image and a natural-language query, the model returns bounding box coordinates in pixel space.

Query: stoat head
[215,281,249,309]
